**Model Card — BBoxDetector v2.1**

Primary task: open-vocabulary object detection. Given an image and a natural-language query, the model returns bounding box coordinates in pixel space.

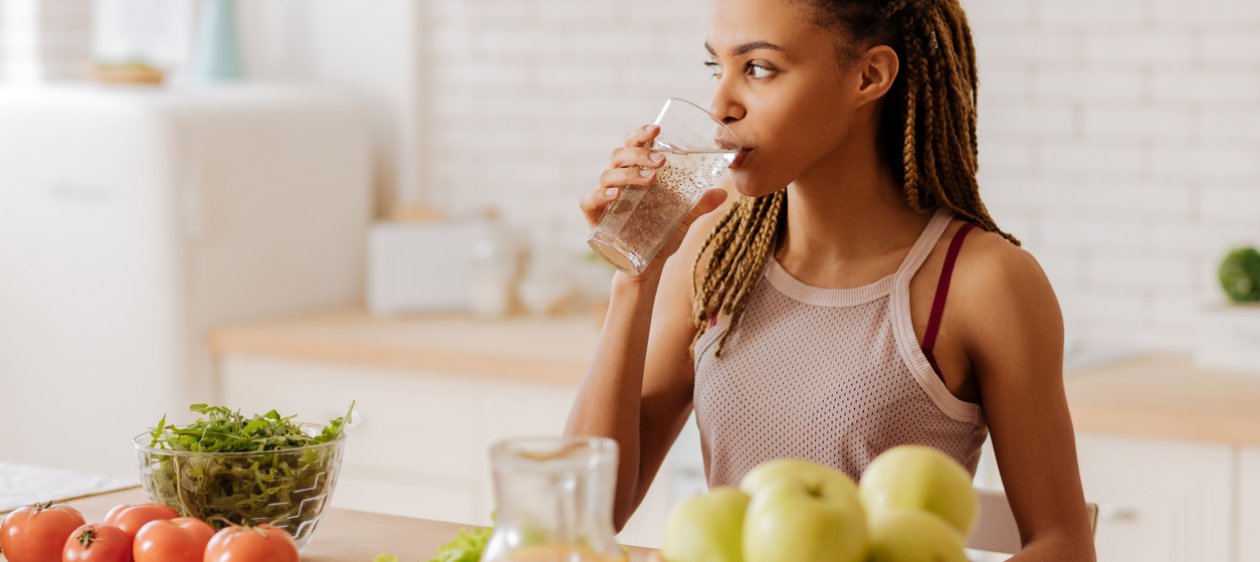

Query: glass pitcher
[480,436,628,562]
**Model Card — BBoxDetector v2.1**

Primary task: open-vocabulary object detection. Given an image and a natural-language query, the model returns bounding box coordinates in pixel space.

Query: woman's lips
[730,148,752,169]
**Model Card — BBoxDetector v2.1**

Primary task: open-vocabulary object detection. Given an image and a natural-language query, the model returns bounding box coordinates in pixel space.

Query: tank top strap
[893,207,953,284]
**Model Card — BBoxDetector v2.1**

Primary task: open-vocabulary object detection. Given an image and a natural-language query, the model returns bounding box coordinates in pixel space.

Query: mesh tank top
[692,207,988,487]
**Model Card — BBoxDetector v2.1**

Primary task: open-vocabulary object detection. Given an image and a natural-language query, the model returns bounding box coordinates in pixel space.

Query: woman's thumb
[688,189,729,223]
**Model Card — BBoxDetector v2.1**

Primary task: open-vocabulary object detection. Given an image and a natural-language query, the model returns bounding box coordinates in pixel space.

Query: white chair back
[968,488,1099,554]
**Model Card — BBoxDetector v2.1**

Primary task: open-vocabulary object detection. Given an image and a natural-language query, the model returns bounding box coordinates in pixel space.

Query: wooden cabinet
[218,352,682,548]
[220,354,482,522]
[969,356,1260,561]
[1240,446,1260,562]
[470,378,584,522]
[975,432,1237,561]
[1076,433,1234,562]
[214,320,1260,557]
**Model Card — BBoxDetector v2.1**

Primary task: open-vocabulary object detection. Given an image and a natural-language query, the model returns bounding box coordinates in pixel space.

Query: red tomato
[202,525,299,562]
[102,503,179,542]
[0,502,86,562]
[131,516,212,562]
[132,517,214,562]
[62,524,131,562]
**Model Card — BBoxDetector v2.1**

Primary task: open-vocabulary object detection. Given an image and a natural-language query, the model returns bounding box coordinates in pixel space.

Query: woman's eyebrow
[704,40,787,56]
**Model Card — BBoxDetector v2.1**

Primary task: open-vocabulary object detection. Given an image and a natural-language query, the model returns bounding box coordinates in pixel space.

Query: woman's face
[706,0,870,197]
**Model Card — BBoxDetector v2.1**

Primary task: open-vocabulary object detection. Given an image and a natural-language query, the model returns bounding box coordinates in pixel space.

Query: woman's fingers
[611,124,663,168]
[624,123,659,148]
[581,124,664,229]
[609,146,666,170]
[579,185,621,227]
[580,166,660,227]
[599,166,657,190]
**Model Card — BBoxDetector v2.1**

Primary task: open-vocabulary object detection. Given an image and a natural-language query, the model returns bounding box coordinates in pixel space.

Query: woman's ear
[854,45,899,108]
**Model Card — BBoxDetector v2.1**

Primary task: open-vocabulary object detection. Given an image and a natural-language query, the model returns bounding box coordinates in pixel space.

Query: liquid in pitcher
[480,437,626,562]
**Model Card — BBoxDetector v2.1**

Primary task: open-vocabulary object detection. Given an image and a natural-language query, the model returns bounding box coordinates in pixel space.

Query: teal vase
[195,0,243,81]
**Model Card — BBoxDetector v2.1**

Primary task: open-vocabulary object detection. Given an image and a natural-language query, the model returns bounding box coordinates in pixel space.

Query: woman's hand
[580,124,665,228]
[581,124,729,283]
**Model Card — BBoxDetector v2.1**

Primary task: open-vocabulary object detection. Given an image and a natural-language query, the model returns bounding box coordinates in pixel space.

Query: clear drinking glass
[587,98,741,276]
[479,436,627,562]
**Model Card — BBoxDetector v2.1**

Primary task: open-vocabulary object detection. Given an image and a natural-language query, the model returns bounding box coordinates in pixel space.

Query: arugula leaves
[374,526,492,562]
[428,528,493,562]
[139,402,354,541]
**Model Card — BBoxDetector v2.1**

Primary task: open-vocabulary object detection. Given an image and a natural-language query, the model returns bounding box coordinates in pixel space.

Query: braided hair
[692,0,1017,357]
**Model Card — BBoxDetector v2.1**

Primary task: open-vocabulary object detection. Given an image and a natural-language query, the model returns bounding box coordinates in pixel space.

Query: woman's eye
[705,60,774,79]
[747,63,774,79]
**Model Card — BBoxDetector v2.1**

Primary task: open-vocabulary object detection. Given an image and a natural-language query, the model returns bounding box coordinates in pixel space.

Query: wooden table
[5,487,655,562]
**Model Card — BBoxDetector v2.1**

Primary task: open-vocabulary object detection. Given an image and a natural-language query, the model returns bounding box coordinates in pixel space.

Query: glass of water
[586,98,741,276]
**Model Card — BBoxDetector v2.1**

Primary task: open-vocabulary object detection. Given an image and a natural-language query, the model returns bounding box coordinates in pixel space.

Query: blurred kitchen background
[2,0,1259,560]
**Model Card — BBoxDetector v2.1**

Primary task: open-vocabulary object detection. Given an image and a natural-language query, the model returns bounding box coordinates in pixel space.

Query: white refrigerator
[0,84,373,479]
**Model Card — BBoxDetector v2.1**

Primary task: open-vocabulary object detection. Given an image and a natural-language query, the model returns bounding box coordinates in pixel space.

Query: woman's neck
[776,132,932,288]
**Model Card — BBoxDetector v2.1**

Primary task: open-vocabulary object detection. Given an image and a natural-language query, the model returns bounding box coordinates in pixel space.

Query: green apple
[858,445,978,536]
[661,487,750,562]
[866,509,968,562]
[739,459,867,562]
[737,458,856,497]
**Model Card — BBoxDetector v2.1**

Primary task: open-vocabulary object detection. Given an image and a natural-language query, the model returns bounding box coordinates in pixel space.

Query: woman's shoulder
[951,223,1051,293]
[947,221,1063,353]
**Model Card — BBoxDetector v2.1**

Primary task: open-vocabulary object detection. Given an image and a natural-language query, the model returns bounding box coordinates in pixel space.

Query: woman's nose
[709,82,745,125]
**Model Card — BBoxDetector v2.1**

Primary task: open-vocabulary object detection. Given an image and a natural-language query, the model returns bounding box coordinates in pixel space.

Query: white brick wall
[420,0,1260,350]
[421,0,710,234]
[0,0,92,82]
[966,0,1260,348]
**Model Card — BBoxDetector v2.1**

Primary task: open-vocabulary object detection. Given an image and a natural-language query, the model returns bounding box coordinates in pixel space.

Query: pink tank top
[692,208,988,486]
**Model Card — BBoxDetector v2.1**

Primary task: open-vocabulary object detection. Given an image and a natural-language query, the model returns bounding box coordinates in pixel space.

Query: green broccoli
[1219,247,1260,303]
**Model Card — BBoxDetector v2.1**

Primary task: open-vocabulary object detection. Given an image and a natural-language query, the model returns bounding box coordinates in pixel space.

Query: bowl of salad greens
[133,403,352,550]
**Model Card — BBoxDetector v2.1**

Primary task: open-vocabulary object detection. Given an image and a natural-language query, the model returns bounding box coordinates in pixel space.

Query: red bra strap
[922,222,977,379]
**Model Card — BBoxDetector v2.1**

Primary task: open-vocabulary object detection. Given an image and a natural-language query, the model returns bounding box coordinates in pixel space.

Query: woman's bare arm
[566,122,730,529]
[956,236,1097,561]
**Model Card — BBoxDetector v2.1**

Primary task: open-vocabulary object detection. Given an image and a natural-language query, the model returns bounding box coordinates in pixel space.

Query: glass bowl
[132,422,345,550]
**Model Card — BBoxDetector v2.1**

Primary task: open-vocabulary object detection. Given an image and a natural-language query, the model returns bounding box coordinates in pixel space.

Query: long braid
[690,192,785,356]
[692,0,1017,358]
[899,10,924,211]
[935,12,980,201]
[931,17,975,216]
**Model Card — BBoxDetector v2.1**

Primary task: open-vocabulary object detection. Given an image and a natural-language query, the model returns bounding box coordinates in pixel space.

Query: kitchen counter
[210,311,1260,445]
[10,487,654,562]
[1063,353,1260,445]
[210,309,601,386]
